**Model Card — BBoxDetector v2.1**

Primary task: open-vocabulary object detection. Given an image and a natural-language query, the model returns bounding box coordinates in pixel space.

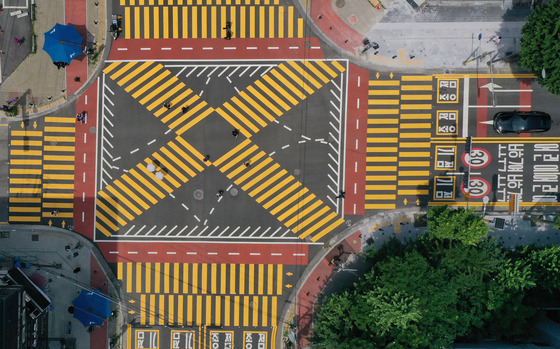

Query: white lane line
[202,47,214,50]
[293,253,306,256]
[462,77,469,138]
[127,251,138,254]
[186,252,197,255]
[140,47,151,51]
[228,252,240,255]
[268,47,279,50]
[207,252,218,255]
[246,47,257,50]
[130,148,139,154]
[166,251,176,254]
[250,253,261,256]
[117,48,128,51]
[109,251,119,254]
[161,47,171,51]
[148,251,158,254]
[182,47,193,50]
[224,47,236,50]
[271,253,282,256]
[289,46,299,49]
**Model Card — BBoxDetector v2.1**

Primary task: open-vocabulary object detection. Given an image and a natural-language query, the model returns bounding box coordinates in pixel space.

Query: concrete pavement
[0,224,123,349]
[285,207,560,348]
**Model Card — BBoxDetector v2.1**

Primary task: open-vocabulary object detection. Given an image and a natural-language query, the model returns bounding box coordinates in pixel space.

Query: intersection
[3,1,560,349]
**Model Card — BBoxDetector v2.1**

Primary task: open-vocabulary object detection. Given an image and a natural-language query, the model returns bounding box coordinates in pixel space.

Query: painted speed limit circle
[462,148,491,169]
[461,177,491,198]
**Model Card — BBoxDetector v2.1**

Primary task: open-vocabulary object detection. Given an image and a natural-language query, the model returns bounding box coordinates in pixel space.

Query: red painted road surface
[90,253,109,349]
[73,81,98,240]
[98,241,310,265]
[65,0,87,96]
[519,78,532,137]
[108,38,325,61]
[310,0,365,51]
[344,64,369,216]
[296,230,363,348]
[476,78,488,137]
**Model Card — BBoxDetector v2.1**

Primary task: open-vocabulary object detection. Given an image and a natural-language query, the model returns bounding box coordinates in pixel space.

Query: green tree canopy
[311,207,558,348]
[520,0,560,95]
[427,206,489,245]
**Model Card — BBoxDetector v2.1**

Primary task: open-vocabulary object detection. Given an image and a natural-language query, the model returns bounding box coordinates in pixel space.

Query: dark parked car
[493,111,551,134]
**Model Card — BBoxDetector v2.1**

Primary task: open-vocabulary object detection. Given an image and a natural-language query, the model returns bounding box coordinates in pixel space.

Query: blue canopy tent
[43,23,84,64]
[72,290,111,327]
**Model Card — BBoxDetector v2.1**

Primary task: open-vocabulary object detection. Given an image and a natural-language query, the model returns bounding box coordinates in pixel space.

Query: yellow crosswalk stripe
[293,206,330,234]
[287,61,322,89]
[146,82,183,111]
[401,94,432,101]
[258,264,264,294]
[402,75,433,81]
[114,180,150,210]
[259,6,265,37]
[136,263,142,293]
[369,89,400,95]
[269,6,274,38]
[222,145,260,174]
[125,64,163,92]
[103,62,121,75]
[192,6,198,38]
[287,6,293,38]
[169,295,174,325]
[398,170,430,176]
[224,295,231,326]
[44,127,74,133]
[365,194,396,200]
[234,295,240,326]
[106,185,143,215]
[278,5,284,38]
[368,119,399,125]
[125,7,131,39]
[399,161,430,167]
[183,264,189,293]
[9,197,41,203]
[192,263,198,294]
[99,190,135,220]
[10,149,42,156]
[233,96,268,126]
[241,163,280,191]
[134,7,141,38]
[10,140,42,146]
[216,107,251,138]
[302,61,329,83]
[240,91,275,121]
[366,166,397,171]
[139,161,175,192]
[215,295,221,326]
[399,151,431,157]
[158,294,165,325]
[401,113,432,119]
[111,61,137,80]
[269,187,308,215]
[271,297,278,326]
[369,80,400,86]
[249,169,287,197]
[278,64,314,95]
[187,295,193,325]
[365,203,396,209]
[400,123,431,129]
[178,295,184,325]
[146,262,151,293]
[126,263,133,292]
[254,80,290,111]
[9,206,41,212]
[280,195,317,223]
[144,7,150,38]
[161,147,196,178]
[270,68,306,100]
[132,70,171,99]
[171,139,206,172]
[182,6,188,37]
[201,263,208,294]
[402,85,432,91]
[44,117,75,123]
[140,294,146,324]
[331,61,346,72]
[400,132,431,138]
[370,99,399,105]
[263,182,302,210]
[399,179,430,186]
[263,74,299,105]
[368,109,399,115]
[224,101,260,132]
[129,169,166,199]
[256,176,293,203]
[155,263,161,293]
[122,174,158,204]
[239,264,246,294]
[401,104,432,110]
[153,152,189,183]
[366,184,397,190]
[297,17,303,37]
[398,189,429,195]
[368,127,398,133]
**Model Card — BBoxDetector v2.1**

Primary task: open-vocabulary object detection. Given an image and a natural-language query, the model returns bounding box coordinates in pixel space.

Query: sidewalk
[0,224,123,349]
[300,0,532,72]
[0,0,107,119]
[286,208,560,348]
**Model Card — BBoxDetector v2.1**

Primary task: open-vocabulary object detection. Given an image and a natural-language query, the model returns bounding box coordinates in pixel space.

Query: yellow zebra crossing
[42,116,76,219]
[366,75,433,210]
[96,136,208,236]
[117,262,284,295]
[103,61,214,135]
[217,60,345,138]
[123,3,304,39]
[397,75,433,202]
[213,140,344,242]
[9,130,44,222]
[117,262,281,326]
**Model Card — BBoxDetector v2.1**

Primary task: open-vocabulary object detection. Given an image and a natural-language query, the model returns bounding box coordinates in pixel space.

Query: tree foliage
[427,206,489,245]
[520,0,560,95]
[311,207,560,348]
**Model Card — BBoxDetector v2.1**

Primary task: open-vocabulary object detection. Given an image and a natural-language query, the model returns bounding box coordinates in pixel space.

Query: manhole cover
[194,189,204,200]
[294,169,301,176]
[89,126,97,134]
[230,188,238,197]
[305,41,311,49]
[336,0,345,8]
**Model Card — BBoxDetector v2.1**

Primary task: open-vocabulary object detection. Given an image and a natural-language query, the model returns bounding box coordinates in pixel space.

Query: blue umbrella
[72,289,111,327]
[43,23,84,64]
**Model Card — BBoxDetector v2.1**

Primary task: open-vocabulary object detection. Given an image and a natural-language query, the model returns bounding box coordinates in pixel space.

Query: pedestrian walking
[232,129,239,138]
[336,190,345,199]
[244,160,251,167]
[203,154,210,162]
[182,105,189,114]
[13,37,21,45]
[225,30,232,40]
[73,267,81,274]
[488,35,501,44]
[50,209,59,216]
[317,14,323,19]
[329,26,334,30]
[163,102,172,109]
[76,113,82,122]
[216,189,224,198]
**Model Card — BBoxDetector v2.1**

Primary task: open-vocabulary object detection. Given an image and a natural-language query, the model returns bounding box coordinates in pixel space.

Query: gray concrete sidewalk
[0,224,122,349]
